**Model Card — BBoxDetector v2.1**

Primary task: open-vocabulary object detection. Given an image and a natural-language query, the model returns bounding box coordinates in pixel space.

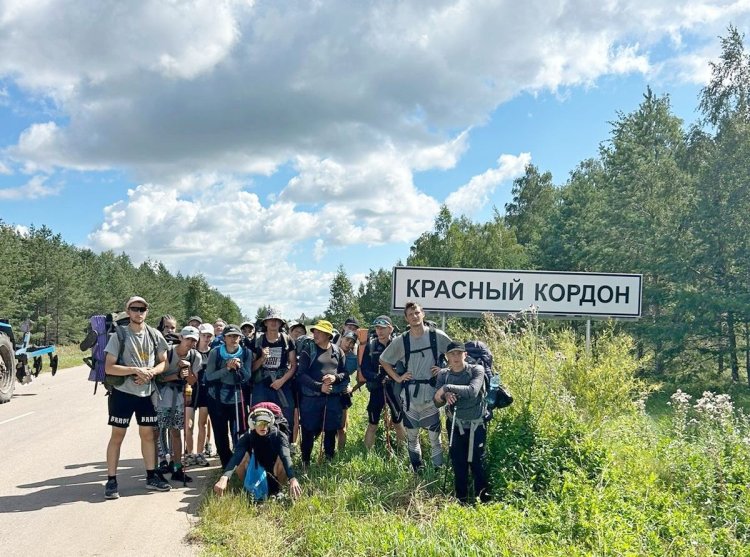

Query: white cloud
[445,153,532,216]
[0,175,61,200]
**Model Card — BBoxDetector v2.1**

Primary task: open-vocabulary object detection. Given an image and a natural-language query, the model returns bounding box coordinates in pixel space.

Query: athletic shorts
[366,385,404,425]
[108,388,158,429]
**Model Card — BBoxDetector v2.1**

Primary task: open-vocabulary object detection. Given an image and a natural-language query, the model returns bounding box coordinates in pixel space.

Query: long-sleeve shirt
[205,346,252,404]
[297,342,349,397]
[434,363,487,422]
[221,426,295,480]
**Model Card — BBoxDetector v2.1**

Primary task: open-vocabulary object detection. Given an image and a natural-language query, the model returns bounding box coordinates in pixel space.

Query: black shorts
[108,388,158,429]
[366,384,404,425]
[192,382,210,410]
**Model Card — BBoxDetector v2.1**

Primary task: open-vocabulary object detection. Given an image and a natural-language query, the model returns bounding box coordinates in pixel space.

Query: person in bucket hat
[250,308,297,436]
[296,319,350,468]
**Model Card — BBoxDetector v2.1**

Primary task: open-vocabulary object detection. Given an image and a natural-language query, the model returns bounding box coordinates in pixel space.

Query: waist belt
[449,415,485,462]
[402,378,435,411]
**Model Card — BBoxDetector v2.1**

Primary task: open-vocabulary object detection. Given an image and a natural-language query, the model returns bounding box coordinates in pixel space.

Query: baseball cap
[125,296,148,310]
[342,330,357,342]
[180,326,200,341]
[198,323,214,335]
[344,316,359,327]
[372,315,392,327]
[223,324,242,337]
[188,315,203,325]
[446,341,466,353]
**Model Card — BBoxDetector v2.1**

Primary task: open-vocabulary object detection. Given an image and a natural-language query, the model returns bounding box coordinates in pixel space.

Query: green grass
[193,315,750,556]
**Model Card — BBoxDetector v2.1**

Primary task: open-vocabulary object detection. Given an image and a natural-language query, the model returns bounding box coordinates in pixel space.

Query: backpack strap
[402,325,439,372]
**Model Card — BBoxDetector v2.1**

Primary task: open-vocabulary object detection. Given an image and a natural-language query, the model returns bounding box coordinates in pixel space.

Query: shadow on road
[0,458,216,514]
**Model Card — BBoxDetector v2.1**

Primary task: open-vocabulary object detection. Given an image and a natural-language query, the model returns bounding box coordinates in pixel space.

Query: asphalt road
[0,365,219,557]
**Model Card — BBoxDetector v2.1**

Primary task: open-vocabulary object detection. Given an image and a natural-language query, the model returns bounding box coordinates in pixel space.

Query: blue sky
[0,1,746,320]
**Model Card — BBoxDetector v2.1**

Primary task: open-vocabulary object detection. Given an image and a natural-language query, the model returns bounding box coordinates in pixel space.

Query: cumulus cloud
[2,0,749,315]
[0,175,61,200]
[445,153,532,216]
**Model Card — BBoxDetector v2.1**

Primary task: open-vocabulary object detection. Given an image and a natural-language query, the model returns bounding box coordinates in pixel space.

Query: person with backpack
[213,405,302,500]
[103,296,171,499]
[380,301,452,472]
[185,323,214,465]
[250,308,297,431]
[205,324,253,468]
[154,326,201,483]
[336,330,358,451]
[297,319,350,468]
[434,341,490,504]
[360,315,406,450]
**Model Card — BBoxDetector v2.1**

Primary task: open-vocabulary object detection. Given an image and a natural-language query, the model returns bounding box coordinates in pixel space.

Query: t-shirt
[104,326,168,397]
[252,333,296,382]
[155,347,202,409]
[380,326,452,404]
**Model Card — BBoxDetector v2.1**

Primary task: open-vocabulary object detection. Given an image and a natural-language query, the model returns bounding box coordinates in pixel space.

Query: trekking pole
[183,381,190,488]
[384,404,392,454]
[443,406,456,494]
[318,394,328,464]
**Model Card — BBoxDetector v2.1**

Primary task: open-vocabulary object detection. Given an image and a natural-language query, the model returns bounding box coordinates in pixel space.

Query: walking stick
[183,382,190,488]
[318,394,328,463]
[384,404,392,454]
[443,407,456,494]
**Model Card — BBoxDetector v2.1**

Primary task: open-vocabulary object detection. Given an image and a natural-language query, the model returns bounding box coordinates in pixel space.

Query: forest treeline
[3,28,749,387]
[0,223,242,344]
[337,27,750,385]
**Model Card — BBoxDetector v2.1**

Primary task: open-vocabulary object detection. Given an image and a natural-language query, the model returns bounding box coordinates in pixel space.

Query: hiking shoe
[157,459,170,474]
[194,453,209,467]
[145,476,172,492]
[171,469,193,483]
[182,454,197,467]
[104,479,119,500]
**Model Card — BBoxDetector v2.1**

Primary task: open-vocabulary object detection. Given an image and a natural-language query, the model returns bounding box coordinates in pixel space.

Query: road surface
[0,365,218,556]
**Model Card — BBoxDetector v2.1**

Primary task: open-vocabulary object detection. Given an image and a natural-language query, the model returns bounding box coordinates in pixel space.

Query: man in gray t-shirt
[102,296,170,500]
[380,301,452,471]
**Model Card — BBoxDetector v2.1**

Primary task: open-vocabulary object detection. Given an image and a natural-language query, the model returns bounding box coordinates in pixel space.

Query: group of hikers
[100,295,497,504]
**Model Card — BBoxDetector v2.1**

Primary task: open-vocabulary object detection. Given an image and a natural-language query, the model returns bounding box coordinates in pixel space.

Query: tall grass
[193,313,750,556]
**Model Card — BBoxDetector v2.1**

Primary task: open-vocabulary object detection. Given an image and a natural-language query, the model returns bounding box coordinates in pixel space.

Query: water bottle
[487,374,500,407]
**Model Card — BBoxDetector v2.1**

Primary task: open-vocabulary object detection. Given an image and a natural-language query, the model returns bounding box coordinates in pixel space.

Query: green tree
[324,265,361,329]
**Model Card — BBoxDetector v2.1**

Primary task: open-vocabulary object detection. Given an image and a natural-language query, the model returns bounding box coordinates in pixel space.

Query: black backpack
[465,340,513,414]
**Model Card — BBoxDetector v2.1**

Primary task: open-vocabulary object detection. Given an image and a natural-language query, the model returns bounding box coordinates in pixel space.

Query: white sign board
[392,266,642,319]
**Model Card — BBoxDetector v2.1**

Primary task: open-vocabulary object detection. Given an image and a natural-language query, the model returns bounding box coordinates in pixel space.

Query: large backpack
[465,340,513,416]
[402,325,440,372]
[249,401,290,437]
[297,336,342,367]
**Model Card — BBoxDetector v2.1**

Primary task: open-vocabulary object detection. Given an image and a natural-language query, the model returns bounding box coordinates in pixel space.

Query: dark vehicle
[0,319,58,404]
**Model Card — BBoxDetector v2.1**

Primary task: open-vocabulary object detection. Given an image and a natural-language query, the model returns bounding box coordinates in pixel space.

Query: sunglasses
[128,306,148,313]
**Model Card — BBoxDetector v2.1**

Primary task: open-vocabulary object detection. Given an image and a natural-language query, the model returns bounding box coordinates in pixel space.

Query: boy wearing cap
[434,342,490,504]
[380,301,452,472]
[155,326,202,483]
[361,315,407,450]
[205,324,253,468]
[213,405,302,499]
[251,308,297,431]
[297,319,350,467]
[103,296,170,499]
[336,330,359,450]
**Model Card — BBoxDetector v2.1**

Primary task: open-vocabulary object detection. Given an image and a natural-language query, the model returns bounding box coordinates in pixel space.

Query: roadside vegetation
[193,313,750,556]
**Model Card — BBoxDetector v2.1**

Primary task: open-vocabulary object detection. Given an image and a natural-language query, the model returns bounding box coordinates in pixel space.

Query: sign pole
[585,320,591,355]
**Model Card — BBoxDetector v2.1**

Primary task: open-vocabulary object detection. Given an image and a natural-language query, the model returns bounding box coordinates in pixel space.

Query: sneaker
[194,453,209,467]
[157,459,170,474]
[171,469,193,483]
[204,442,213,457]
[104,479,119,500]
[145,476,172,492]
[182,454,197,467]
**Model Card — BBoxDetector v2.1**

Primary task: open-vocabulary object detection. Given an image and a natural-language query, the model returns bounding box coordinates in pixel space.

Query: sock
[146,469,156,479]
[107,475,116,482]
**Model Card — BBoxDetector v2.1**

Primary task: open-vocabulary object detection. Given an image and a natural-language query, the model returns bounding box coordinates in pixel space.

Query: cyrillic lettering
[509,280,523,301]
[468,282,483,300]
[435,280,450,298]
[566,284,581,302]
[580,285,596,306]
[407,279,419,298]
[535,283,548,302]
[486,283,502,300]
[549,284,565,302]
[597,285,613,304]
[615,286,630,304]
[421,280,436,297]
[452,281,466,299]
